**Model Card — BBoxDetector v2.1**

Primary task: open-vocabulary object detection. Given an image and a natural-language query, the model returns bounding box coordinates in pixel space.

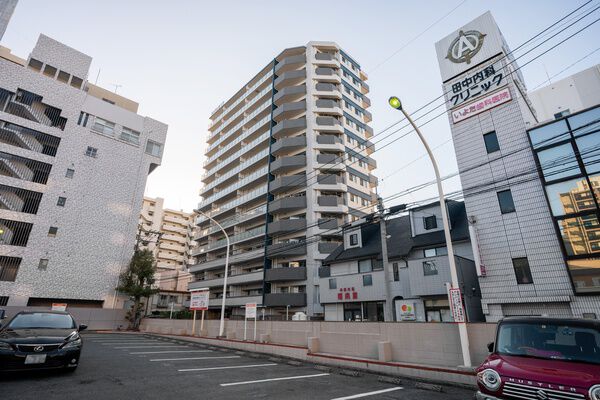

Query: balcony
[264,266,307,282]
[273,101,306,121]
[274,85,306,105]
[274,70,306,90]
[318,218,339,230]
[189,270,263,291]
[263,293,306,307]
[269,174,306,194]
[317,195,343,207]
[267,219,307,235]
[314,67,341,83]
[318,242,340,254]
[362,96,371,108]
[266,242,307,258]
[317,174,344,185]
[0,151,51,184]
[365,125,374,138]
[272,118,306,138]
[363,109,372,123]
[314,52,339,68]
[314,83,341,99]
[318,265,331,278]
[1,88,67,131]
[208,295,263,308]
[188,248,264,273]
[315,99,342,116]
[275,54,306,74]
[269,196,306,214]
[193,226,266,255]
[361,81,370,94]
[270,155,306,174]
[316,153,338,165]
[271,136,306,156]
[315,116,343,133]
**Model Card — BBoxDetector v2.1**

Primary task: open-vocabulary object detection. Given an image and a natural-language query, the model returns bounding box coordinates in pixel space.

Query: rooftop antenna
[111,83,122,94]
[543,64,552,85]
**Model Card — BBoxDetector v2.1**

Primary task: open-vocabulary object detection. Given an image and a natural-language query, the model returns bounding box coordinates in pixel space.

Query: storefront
[342,301,384,321]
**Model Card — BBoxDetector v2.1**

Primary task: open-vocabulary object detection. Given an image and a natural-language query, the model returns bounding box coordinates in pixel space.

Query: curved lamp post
[388,96,472,367]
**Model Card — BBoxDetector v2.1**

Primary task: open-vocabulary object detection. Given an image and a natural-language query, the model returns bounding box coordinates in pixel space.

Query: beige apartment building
[189,41,378,319]
[139,196,196,313]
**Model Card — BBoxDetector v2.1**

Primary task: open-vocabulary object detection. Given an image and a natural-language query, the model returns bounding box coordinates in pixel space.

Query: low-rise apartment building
[319,201,483,322]
[0,34,167,308]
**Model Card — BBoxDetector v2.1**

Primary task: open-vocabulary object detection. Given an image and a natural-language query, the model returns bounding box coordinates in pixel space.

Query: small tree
[117,249,159,330]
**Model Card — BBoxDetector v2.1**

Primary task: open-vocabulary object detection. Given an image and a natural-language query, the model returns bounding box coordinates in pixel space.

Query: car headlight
[61,337,82,349]
[477,369,502,392]
[0,341,12,350]
[590,385,600,400]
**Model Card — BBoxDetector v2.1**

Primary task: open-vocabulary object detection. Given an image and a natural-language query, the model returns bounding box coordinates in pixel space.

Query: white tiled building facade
[0,34,167,308]
[436,12,600,321]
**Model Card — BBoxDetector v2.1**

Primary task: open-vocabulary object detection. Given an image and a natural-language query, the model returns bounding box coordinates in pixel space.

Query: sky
[2,0,599,212]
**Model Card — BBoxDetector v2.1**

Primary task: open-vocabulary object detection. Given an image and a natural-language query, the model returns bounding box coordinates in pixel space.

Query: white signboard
[395,300,417,321]
[449,288,466,323]
[446,59,505,108]
[452,87,512,123]
[190,291,209,311]
[245,303,257,319]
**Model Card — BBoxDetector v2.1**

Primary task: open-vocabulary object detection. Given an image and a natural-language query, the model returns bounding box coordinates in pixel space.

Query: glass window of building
[483,131,500,153]
[362,274,373,286]
[423,215,437,230]
[423,261,437,276]
[328,278,336,289]
[358,259,372,273]
[145,140,163,157]
[92,117,115,136]
[529,119,569,149]
[575,134,600,175]
[512,257,533,284]
[536,143,580,182]
[497,189,516,214]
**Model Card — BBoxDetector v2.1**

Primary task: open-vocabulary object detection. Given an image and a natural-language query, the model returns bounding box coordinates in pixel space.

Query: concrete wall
[140,318,497,367]
[1,306,128,330]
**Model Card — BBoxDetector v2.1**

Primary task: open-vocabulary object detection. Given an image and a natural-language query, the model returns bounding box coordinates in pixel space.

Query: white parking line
[330,387,404,400]
[178,363,277,372]
[130,350,212,355]
[220,373,330,387]
[114,345,190,349]
[150,355,240,362]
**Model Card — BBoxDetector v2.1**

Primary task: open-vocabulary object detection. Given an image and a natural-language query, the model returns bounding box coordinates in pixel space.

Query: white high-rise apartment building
[0,34,167,308]
[190,42,378,318]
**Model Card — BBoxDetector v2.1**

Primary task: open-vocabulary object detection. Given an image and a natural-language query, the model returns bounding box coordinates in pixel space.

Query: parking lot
[1,333,474,399]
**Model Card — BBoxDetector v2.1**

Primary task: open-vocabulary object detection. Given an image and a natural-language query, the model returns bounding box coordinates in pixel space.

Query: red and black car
[0,311,86,372]
[476,317,600,400]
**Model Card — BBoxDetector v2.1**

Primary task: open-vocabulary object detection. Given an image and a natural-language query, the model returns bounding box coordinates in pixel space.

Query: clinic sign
[449,288,466,323]
[452,87,511,123]
[447,59,505,108]
[190,290,209,310]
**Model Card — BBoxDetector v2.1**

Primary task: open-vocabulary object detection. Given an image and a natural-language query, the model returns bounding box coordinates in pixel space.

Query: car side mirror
[487,342,494,353]
[78,324,87,332]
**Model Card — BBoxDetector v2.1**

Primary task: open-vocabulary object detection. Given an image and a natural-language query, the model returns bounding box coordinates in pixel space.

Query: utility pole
[378,197,394,322]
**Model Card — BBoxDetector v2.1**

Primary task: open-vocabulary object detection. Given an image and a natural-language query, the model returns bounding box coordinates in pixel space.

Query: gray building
[0,0,17,42]
[435,12,600,320]
[190,42,377,319]
[0,35,167,308]
[319,201,483,322]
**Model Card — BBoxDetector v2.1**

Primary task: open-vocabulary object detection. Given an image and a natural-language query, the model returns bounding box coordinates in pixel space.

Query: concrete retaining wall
[140,318,497,367]
[1,306,128,331]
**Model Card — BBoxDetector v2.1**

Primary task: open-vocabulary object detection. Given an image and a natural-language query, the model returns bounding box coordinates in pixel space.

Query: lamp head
[388,96,402,110]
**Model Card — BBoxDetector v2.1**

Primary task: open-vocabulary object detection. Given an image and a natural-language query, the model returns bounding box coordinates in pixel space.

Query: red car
[476,317,600,400]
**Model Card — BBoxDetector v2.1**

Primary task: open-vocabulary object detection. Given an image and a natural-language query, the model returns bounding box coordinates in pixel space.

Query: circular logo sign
[446,30,486,64]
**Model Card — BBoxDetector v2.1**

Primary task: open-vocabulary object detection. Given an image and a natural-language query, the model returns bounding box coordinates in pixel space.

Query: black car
[0,311,86,372]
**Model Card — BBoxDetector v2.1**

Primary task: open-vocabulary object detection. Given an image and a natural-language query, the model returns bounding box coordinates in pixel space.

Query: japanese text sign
[190,290,209,311]
[449,288,466,323]
[452,87,511,123]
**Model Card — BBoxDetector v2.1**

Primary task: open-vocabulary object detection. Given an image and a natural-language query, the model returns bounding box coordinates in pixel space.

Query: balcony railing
[196,204,267,238]
[205,115,270,162]
[199,166,268,208]
[198,184,268,221]
[196,225,266,253]
[0,88,67,131]
[202,148,269,191]
[263,293,306,307]
[0,120,61,156]
[0,184,42,214]
[203,131,269,178]
[208,102,271,152]
[0,151,52,184]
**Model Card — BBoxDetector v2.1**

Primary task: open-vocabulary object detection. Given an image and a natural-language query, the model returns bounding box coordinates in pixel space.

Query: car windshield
[497,322,600,365]
[7,313,75,329]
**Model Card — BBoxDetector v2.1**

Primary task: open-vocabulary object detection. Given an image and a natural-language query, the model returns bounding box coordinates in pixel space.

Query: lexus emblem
[33,345,44,352]
[536,390,548,400]
[446,30,486,64]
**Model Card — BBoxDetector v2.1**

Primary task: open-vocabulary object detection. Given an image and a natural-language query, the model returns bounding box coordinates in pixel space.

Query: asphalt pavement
[0,332,475,400]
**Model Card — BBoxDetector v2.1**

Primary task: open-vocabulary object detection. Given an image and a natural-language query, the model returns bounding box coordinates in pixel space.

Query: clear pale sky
[3,0,599,211]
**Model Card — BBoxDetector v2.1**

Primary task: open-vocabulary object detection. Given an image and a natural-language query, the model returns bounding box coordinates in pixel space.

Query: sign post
[245,303,257,341]
[449,288,466,323]
[190,289,209,336]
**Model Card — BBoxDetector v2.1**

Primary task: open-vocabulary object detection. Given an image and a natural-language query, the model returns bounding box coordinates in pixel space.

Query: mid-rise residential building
[139,196,195,313]
[320,201,483,322]
[0,34,167,308]
[0,0,17,42]
[190,42,377,319]
[435,12,600,321]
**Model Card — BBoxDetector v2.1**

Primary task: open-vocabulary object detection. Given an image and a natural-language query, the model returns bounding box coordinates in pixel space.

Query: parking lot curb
[378,376,403,385]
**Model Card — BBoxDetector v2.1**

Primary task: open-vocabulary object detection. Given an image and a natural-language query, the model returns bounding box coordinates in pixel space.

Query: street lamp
[388,96,472,367]
[195,209,230,338]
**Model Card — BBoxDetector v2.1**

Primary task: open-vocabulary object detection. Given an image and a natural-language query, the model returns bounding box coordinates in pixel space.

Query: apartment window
[0,296,8,306]
[43,64,57,78]
[70,76,83,89]
[85,146,98,158]
[57,197,66,207]
[392,262,400,281]
[120,127,140,145]
[48,227,58,237]
[424,247,447,257]
[349,233,358,246]
[65,168,75,178]
[423,215,437,230]
[497,189,516,214]
[57,70,70,84]
[145,140,162,157]
[92,117,115,136]
[0,256,21,282]
[329,278,337,289]
[423,261,438,276]
[38,259,49,270]
[28,58,43,72]
[77,112,90,127]
[358,259,372,273]
[363,274,373,286]
[483,131,500,153]
[513,257,533,284]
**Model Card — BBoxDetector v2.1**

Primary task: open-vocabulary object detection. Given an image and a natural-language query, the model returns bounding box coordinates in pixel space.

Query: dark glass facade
[528,105,600,294]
